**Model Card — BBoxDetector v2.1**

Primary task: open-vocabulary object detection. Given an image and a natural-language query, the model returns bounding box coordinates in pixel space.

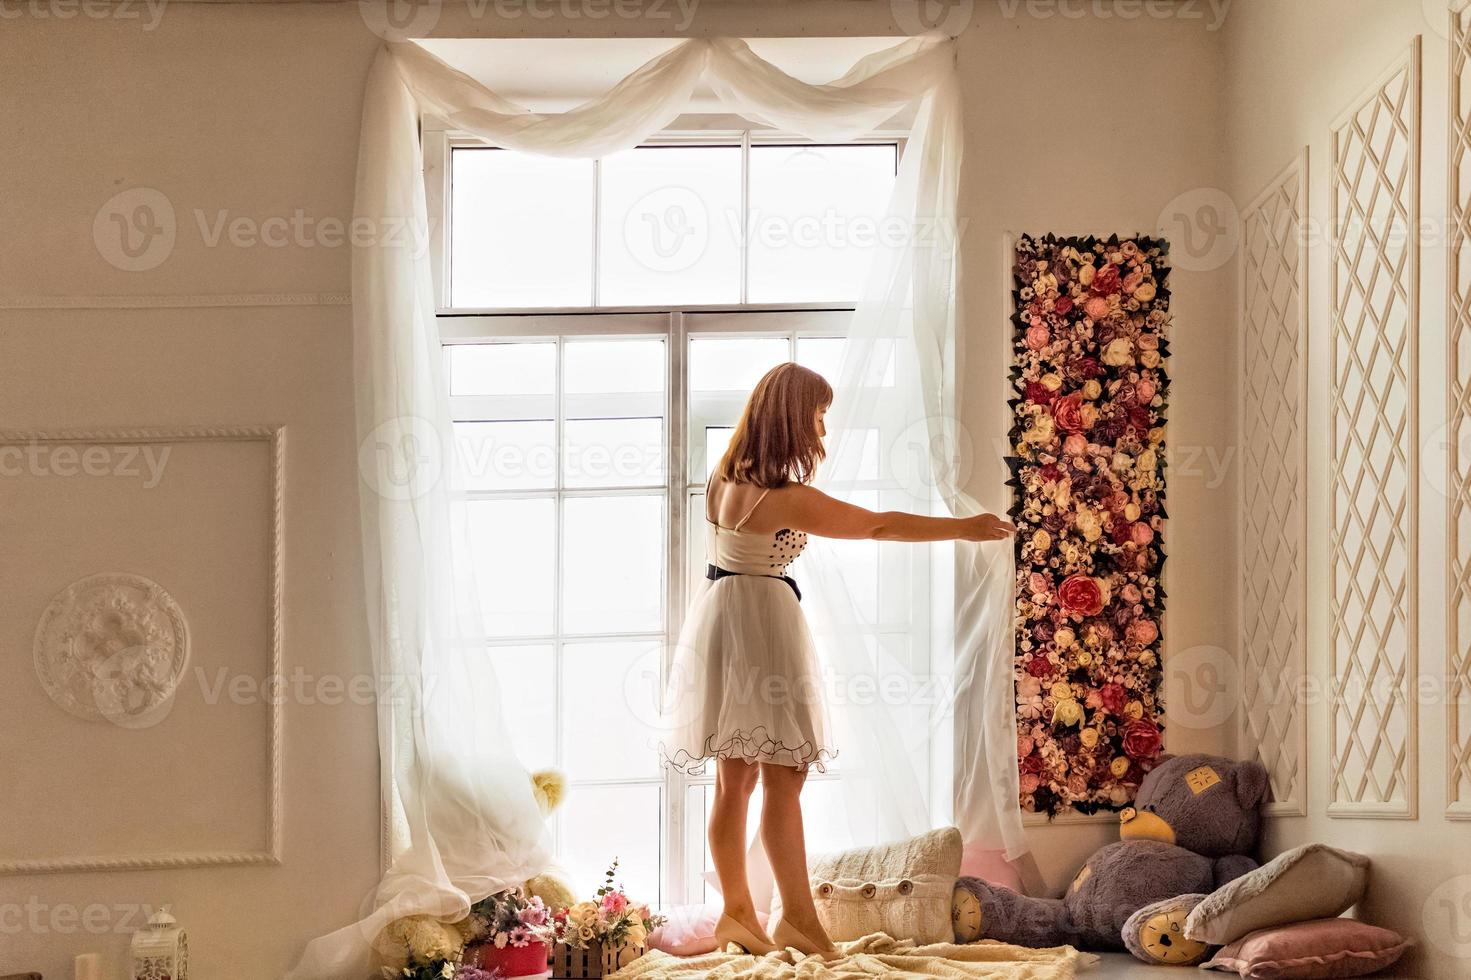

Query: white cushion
[1186,844,1370,945]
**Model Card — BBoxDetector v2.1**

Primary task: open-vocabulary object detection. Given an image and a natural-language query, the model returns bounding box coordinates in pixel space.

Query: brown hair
[716,362,833,489]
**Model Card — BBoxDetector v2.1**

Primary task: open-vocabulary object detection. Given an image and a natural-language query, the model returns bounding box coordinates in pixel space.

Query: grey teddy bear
[963,753,1269,965]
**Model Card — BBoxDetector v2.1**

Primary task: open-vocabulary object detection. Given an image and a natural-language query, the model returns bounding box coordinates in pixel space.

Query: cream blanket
[608,933,1096,979]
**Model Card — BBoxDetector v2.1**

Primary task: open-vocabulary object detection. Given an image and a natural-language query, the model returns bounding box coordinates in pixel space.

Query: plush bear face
[1118,754,1267,858]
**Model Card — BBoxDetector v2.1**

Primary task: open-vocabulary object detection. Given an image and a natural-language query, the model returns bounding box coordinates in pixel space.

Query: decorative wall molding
[1327,39,1421,819]
[0,425,286,874]
[0,292,349,310]
[1448,6,1471,821]
[1238,149,1309,818]
[33,572,191,725]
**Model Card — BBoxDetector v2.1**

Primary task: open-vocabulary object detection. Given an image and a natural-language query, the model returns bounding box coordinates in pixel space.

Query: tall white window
[434,134,920,906]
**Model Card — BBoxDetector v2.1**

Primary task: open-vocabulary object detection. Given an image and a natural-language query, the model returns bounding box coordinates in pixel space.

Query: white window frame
[429,128,943,906]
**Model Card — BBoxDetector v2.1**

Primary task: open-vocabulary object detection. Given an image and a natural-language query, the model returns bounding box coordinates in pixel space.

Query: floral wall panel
[1009,234,1170,816]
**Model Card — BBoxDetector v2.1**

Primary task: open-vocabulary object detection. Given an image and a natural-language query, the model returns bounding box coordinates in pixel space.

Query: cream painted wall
[1221,1,1471,977]
[2,2,1233,977]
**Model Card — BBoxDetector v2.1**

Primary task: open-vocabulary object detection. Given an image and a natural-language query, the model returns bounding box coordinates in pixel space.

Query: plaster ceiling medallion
[33,573,190,727]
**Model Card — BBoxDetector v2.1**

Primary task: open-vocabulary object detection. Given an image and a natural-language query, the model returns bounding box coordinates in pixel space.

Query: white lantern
[130,906,188,980]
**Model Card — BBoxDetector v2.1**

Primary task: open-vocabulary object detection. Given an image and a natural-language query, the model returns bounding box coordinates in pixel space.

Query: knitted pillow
[772,827,963,944]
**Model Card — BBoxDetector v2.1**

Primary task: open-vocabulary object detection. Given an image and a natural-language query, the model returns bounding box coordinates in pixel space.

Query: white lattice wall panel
[1328,40,1420,818]
[1448,7,1471,820]
[1239,151,1309,817]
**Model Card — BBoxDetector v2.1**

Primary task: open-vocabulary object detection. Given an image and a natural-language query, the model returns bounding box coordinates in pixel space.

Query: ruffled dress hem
[660,726,838,774]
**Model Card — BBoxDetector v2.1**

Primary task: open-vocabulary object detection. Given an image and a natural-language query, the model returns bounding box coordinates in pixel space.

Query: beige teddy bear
[377,769,577,971]
[375,914,469,974]
[523,768,577,913]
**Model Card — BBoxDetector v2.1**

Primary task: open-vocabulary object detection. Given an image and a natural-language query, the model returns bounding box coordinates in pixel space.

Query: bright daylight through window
[440,138,909,906]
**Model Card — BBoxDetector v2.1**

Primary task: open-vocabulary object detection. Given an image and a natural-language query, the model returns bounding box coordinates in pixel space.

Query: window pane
[820,428,882,483]
[598,146,741,306]
[689,337,790,392]
[452,149,594,307]
[564,418,664,488]
[689,783,764,904]
[796,779,866,853]
[562,495,664,633]
[823,491,880,622]
[456,421,556,491]
[796,336,897,388]
[748,144,898,303]
[485,645,556,770]
[450,342,556,397]
[703,426,733,480]
[687,490,708,600]
[560,784,662,904]
[561,641,663,780]
[564,339,665,396]
[468,498,555,636]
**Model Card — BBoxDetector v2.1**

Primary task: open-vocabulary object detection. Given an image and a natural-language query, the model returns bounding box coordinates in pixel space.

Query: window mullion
[552,335,567,859]
[739,131,750,305]
[665,310,690,906]
[592,158,604,308]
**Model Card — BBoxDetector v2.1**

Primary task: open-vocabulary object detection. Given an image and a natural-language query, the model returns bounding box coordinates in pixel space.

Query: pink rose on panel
[1052,394,1088,434]
[1057,574,1105,618]
[1122,720,1163,761]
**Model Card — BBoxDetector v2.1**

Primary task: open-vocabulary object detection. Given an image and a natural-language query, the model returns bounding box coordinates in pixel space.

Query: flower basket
[551,940,602,978]
[599,941,645,975]
[466,938,551,978]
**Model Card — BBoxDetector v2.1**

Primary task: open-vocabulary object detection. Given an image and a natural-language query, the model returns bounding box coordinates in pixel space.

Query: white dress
[659,485,836,773]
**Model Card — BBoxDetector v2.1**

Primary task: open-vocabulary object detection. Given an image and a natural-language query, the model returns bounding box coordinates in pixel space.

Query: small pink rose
[1100,683,1128,714]
[1064,433,1088,456]
[1084,295,1109,320]
[1019,772,1041,794]
[1136,379,1157,402]
[1137,333,1160,350]
[1026,324,1051,350]
[1123,270,1145,294]
[1127,620,1159,647]
[1017,735,1035,758]
[1029,571,1050,595]
[1053,393,1086,433]
[1121,583,1142,603]
[1067,774,1090,797]
[1131,522,1154,546]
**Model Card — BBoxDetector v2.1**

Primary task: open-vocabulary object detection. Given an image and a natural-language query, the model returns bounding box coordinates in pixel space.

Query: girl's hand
[960,513,1016,541]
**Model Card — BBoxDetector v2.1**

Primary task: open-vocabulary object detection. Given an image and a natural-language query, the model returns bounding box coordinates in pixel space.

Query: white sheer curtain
[289,35,1023,979]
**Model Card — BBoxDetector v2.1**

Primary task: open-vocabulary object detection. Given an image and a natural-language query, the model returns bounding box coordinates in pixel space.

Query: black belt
[706,563,802,602]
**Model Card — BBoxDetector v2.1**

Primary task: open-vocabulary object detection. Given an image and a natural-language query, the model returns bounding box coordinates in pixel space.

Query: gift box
[465,939,551,979]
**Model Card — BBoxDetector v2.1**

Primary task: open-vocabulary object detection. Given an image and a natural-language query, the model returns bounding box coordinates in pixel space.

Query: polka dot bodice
[707,520,809,576]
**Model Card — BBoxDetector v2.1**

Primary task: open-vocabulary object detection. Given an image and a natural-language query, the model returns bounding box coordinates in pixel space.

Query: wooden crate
[549,941,602,979]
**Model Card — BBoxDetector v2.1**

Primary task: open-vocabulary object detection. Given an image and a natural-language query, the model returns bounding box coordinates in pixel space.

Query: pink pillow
[1202,919,1412,979]
[646,905,770,957]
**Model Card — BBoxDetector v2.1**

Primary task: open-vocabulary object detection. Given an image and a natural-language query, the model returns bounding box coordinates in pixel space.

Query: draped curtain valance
[288,33,1022,979]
